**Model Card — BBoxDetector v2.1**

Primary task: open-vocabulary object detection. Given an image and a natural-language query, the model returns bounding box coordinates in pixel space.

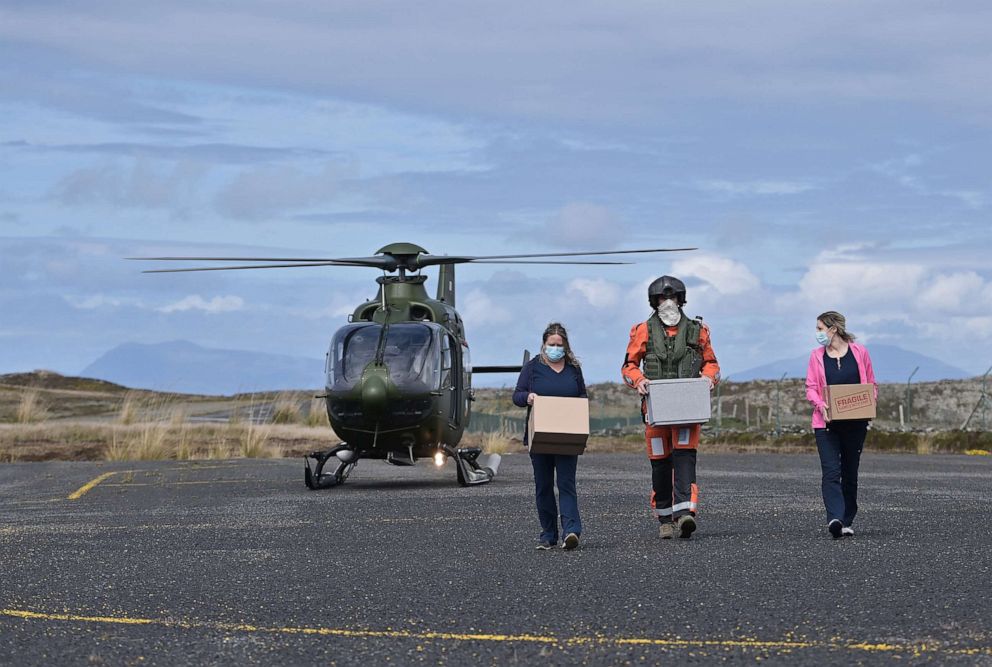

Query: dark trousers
[530,453,581,543]
[814,422,868,526]
[650,449,697,522]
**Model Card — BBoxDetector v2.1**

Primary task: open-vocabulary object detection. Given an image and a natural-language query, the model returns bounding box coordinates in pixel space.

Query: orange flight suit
[622,315,719,521]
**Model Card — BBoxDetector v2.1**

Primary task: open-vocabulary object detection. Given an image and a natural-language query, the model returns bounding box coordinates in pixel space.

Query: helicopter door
[439,333,462,426]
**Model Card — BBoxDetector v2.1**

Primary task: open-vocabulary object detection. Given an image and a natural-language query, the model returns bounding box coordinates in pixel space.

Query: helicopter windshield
[327,323,440,392]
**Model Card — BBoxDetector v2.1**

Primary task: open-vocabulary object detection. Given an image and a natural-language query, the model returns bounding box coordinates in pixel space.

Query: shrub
[16,390,49,424]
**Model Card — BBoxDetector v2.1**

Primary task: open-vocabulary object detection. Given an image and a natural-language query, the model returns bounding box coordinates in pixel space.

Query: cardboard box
[527,396,589,455]
[645,378,711,426]
[826,383,876,421]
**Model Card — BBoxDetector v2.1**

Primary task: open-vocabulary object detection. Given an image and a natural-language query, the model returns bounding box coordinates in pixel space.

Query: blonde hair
[817,311,856,342]
[541,321,580,367]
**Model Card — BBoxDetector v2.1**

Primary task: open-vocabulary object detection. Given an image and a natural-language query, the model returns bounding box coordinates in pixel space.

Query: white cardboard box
[645,378,711,426]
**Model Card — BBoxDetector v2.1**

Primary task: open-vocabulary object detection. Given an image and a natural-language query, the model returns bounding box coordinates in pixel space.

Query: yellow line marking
[1,608,988,656]
[102,480,248,487]
[67,472,119,500]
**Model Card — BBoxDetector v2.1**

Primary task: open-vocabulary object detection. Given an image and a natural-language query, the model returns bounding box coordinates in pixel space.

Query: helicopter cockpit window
[440,334,452,389]
[327,323,442,392]
[382,324,437,391]
[328,324,379,390]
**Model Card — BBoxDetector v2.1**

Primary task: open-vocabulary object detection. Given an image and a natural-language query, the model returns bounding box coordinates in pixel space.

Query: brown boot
[675,515,697,539]
[659,522,674,539]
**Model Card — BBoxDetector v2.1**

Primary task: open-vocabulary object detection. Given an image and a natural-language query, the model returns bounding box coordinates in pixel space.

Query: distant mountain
[81,340,325,395]
[730,344,972,383]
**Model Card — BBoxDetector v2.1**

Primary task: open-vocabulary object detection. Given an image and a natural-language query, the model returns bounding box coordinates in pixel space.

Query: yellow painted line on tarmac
[1,608,989,657]
[67,472,120,500]
[102,480,248,488]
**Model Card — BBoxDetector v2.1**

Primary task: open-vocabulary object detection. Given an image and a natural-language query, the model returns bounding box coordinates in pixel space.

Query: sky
[2,1,991,385]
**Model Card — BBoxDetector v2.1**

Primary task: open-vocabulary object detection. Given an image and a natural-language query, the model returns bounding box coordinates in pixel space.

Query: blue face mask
[815,330,831,346]
[545,345,565,362]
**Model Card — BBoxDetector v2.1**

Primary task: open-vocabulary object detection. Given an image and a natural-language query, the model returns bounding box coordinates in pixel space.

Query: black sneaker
[562,533,579,550]
[828,519,843,539]
[676,515,696,539]
[535,540,555,550]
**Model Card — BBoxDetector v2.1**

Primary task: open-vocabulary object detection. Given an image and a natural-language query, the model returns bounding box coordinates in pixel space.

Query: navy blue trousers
[814,422,868,526]
[530,453,581,543]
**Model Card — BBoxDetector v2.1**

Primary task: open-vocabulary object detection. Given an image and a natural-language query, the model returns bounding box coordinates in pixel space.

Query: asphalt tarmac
[1,452,990,665]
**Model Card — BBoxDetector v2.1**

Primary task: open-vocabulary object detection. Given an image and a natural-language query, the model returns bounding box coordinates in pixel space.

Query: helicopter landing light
[434,452,446,467]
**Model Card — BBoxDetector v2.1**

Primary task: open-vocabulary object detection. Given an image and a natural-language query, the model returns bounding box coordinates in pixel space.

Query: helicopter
[133,242,695,488]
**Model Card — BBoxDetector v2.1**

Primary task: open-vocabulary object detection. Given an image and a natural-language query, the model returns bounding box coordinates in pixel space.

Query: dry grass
[104,431,131,461]
[117,392,139,425]
[270,393,304,425]
[239,421,278,458]
[481,430,518,455]
[16,389,49,424]
[305,398,330,427]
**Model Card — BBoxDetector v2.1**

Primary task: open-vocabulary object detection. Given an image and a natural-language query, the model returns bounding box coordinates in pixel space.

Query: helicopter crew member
[621,276,719,540]
[513,322,588,551]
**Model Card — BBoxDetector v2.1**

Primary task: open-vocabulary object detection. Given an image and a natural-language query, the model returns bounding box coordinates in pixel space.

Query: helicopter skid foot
[443,445,501,487]
[304,446,357,490]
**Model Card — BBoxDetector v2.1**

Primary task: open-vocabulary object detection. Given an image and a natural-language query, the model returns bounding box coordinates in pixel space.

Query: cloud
[157,295,244,314]
[780,246,992,348]
[459,288,513,327]
[214,162,350,219]
[671,254,761,296]
[52,158,207,215]
[5,2,992,125]
[544,202,623,249]
[797,261,925,308]
[67,294,145,310]
[567,278,620,308]
[919,272,992,312]
[697,180,815,196]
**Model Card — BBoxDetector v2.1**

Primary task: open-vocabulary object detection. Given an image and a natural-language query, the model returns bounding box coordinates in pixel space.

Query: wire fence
[467,373,992,437]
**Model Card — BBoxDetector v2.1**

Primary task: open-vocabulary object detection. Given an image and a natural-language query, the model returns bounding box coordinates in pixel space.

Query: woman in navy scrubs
[805,311,878,539]
[513,322,588,550]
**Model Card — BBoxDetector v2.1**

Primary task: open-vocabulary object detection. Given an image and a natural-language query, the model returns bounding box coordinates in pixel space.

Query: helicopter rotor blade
[470,260,632,265]
[140,261,371,273]
[129,256,391,268]
[414,247,696,268]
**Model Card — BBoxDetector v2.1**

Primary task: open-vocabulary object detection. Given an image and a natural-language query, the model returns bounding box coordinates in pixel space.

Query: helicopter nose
[361,374,388,415]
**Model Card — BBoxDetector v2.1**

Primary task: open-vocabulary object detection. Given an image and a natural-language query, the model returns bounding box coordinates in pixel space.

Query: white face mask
[656,299,681,326]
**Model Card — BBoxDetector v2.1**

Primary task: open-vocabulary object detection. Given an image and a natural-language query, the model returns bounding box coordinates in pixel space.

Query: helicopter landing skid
[304,446,357,490]
[443,445,501,487]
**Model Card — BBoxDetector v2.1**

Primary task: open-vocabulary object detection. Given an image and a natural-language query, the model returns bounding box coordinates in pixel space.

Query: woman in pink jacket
[805,311,877,539]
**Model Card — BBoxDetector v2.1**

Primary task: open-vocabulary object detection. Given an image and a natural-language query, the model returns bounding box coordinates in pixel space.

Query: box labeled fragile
[645,378,711,426]
[527,396,589,455]
[826,383,876,421]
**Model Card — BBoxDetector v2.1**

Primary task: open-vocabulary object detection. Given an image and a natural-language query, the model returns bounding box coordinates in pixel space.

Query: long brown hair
[541,321,580,367]
[817,310,856,342]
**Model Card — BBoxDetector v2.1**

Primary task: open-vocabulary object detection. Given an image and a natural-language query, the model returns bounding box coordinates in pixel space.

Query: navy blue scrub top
[530,362,584,398]
[823,347,860,386]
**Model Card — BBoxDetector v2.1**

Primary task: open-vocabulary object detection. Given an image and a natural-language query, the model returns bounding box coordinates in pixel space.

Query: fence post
[775,372,786,437]
[960,365,992,431]
[905,366,919,426]
[715,378,722,437]
[983,366,991,430]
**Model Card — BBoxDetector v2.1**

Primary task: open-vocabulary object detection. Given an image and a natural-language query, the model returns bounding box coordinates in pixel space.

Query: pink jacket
[805,342,878,429]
